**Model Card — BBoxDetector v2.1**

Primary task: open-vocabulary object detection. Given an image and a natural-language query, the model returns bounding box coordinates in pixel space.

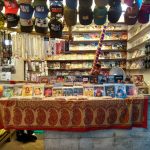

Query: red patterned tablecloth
[0,97,148,131]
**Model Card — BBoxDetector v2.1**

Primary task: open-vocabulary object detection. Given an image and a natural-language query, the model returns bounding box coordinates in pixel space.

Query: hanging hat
[6,14,19,28]
[48,17,63,38]
[124,3,139,25]
[79,0,93,8]
[50,0,63,18]
[0,0,4,12]
[35,18,48,34]
[108,4,122,23]
[79,7,93,25]
[138,9,149,24]
[18,0,32,4]
[124,0,134,6]
[20,4,34,19]
[33,0,49,19]
[4,0,19,15]
[94,6,107,25]
[0,12,6,28]
[66,0,77,9]
[108,0,121,6]
[20,18,33,33]
[64,6,77,26]
[95,0,108,7]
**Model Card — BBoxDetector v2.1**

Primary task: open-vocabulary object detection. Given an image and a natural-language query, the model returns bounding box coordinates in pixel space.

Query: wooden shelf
[70,39,127,43]
[66,49,127,53]
[48,68,91,71]
[127,55,145,61]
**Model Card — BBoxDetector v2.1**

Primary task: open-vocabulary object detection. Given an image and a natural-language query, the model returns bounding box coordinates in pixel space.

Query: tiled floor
[1,132,44,150]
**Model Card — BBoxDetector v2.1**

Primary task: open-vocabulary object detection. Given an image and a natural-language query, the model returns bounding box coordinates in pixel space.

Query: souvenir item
[105,84,115,97]
[22,84,33,96]
[84,85,94,96]
[33,84,44,97]
[94,85,105,97]
[115,84,127,98]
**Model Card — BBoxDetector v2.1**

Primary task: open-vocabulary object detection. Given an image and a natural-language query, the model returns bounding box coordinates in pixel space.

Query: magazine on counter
[105,84,115,98]
[94,85,105,97]
[115,84,127,98]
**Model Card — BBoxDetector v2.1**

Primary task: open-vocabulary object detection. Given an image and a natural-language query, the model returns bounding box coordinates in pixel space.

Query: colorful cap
[79,7,93,25]
[124,0,134,6]
[4,0,19,15]
[18,0,32,4]
[0,12,6,28]
[6,14,19,28]
[35,18,48,33]
[20,18,33,33]
[94,6,107,25]
[138,9,149,24]
[108,0,121,6]
[20,4,34,19]
[108,4,122,23]
[66,0,77,9]
[79,0,93,8]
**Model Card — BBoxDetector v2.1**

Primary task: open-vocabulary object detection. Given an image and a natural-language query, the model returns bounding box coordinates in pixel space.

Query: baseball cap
[64,6,77,26]
[138,9,149,24]
[18,0,32,4]
[95,0,108,7]
[50,1,63,18]
[20,4,34,19]
[94,6,107,25]
[66,0,77,9]
[35,18,48,34]
[79,7,93,25]
[0,12,6,28]
[4,0,19,15]
[79,0,93,8]
[6,14,19,28]
[141,3,150,14]
[108,4,122,23]
[124,3,139,25]
[20,18,33,33]
[48,17,63,38]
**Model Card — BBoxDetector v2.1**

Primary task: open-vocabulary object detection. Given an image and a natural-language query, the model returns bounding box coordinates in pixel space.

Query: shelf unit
[24,23,128,80]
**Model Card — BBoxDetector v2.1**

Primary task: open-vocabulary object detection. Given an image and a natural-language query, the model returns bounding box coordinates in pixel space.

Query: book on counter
[33,84,44,97]
[115,84,127,98]
[125,84,137,96]
[52,87,63,96]
[107,75,115,83]
[98,75,107,84]
[3,85,14,97]
[0,85,3,97]
[63,87,74,96]
[89,75,98,84]
[73,86,83,96]
[13,84,23,96]
[84,85,94,96]
[82,75,90,84]
[94,85,105,97]
[132,74,144,86]
[44,85,53,97]
[22,84,33,96]
[114,75,123,83]
[105,84,115,98]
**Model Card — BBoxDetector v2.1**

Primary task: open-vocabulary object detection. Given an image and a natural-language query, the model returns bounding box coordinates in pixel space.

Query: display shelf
[127,55,145,61]
[66,49,127,53]
[128,23,150,42]
[70,39,127,43]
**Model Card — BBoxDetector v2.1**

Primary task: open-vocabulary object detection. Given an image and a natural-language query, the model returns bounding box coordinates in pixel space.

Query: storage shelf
[70,39,127,43]
[128,23,150,42]
[127,55,145,61]
[66,49,127,53]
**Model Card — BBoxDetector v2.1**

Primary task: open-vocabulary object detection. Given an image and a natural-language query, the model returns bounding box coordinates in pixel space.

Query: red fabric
[0,97,148,131]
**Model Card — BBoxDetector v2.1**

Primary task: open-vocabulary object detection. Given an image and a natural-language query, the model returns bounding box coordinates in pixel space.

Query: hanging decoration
[90,24,107,74]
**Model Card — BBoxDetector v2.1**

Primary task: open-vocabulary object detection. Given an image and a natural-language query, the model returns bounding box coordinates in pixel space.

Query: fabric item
[95,0,108,7]
[79,7,93,25]
[0,12,6,28]
[66,0,77,9]
[108,4,122,23]
[138,9,149,24]
[109,0,121,6]
[79,0,93,8]
[136,0,143,8]
[35,18,48,33]
[48,18,63,38]
[6,14,19,28]
[20,18,33,33]
[0,98,148,130]
[20,4,34,19]
[124,3,139,25]
[18,0,32,4]
[4,0,19,15]
[124,0,134,6]
[33,0,47,7]
[94,6,107,25]
[34,5,49,19]
[50,1,63,18]
[64,6,77,26]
